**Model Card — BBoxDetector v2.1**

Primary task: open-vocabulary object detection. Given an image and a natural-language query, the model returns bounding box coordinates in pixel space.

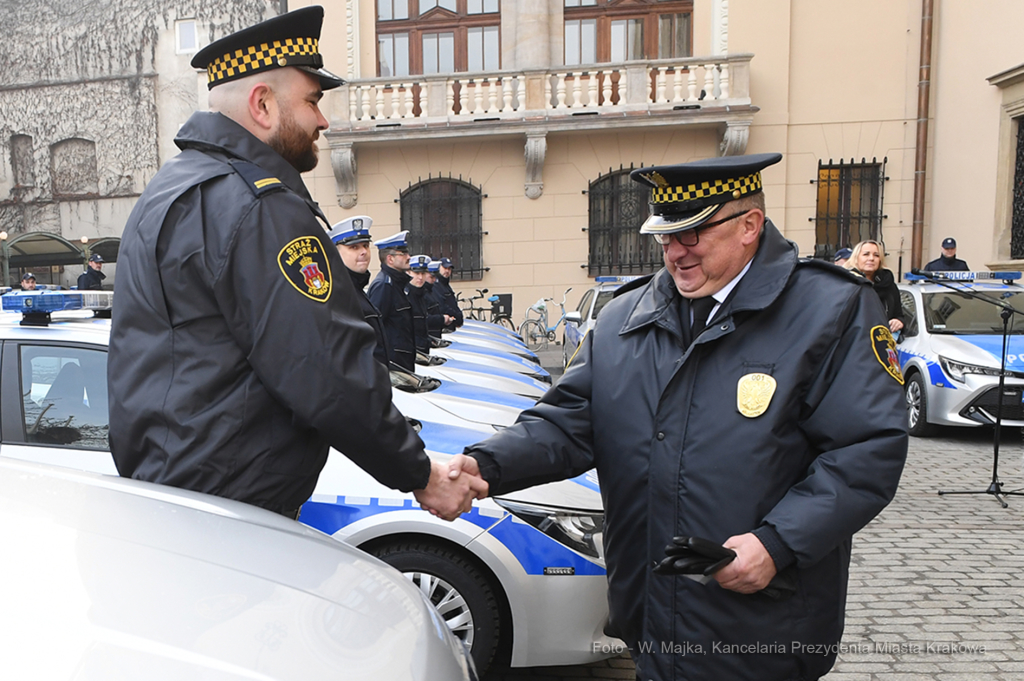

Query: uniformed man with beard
[329,215,389,367]
[108,7,484,521]
[449,153,907,680]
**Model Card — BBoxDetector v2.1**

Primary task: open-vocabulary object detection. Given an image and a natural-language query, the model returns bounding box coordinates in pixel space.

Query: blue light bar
[595,275,644,283]
[904,271,1021,283]
[1,290,113,315]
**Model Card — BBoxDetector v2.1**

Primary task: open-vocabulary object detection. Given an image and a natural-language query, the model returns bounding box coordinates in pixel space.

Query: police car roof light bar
[595,275,644,283]
[905,270,1021,283]
[1,290,114,326]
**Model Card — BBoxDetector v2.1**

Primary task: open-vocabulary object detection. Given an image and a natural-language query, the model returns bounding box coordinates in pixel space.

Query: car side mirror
[565,311,583,326]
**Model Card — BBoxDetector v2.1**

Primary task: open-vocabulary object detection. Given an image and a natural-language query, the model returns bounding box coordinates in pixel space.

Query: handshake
[412,453,487,521]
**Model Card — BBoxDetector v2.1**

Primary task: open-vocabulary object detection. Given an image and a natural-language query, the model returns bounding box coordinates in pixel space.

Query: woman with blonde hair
[844,240,904,333]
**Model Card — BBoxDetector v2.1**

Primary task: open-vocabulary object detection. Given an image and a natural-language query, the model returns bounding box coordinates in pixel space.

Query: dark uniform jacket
[852,267,904,326]
[432,274,464,330]
[422,282,446,338]
[924,255,969,272]
[467,221,908,681]
[77,268,105,290]
[348,266,390,367]
[406,284,431,354]
[368,265,416,370]
[108,111,429,515]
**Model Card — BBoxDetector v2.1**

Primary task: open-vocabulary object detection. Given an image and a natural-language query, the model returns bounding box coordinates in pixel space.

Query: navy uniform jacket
[348,266,390,367]
[924,255,969,272]
[406,284,432,354]
[368,265,416,370]
[108,111,428,515]
[77,268,105,290]
[467,220,907,681]
[432,274,463,330]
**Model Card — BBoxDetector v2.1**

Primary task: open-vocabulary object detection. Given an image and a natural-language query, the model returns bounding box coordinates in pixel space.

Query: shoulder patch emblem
[871,325,904,385]
[737,372,777,418]
[278,236,332,303]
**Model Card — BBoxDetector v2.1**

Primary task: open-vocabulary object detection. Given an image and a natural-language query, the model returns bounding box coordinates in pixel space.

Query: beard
[268,108,319,173]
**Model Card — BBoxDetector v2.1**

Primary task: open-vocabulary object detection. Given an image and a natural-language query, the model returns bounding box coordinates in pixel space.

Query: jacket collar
[620,218,798,336]
[174,111,324,221]
[347,267,371,290]
[381,264,411,287]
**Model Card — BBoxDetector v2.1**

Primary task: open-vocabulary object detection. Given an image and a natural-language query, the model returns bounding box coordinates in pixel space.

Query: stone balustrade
[333,54,752,127]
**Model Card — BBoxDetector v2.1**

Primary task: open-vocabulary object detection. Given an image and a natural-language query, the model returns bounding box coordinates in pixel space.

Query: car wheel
[906,372,936,437]
[368,541,502,675]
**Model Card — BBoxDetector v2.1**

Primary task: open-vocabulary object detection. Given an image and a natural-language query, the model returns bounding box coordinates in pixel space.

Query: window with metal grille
[400,177,484,281]
[1011,118,1024,259]
[586,167,662,276]
[813,158,886,260]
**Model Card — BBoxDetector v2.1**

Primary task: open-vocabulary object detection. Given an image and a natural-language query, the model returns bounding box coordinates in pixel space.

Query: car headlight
[939,356,1002,383]
[493,498,604,565]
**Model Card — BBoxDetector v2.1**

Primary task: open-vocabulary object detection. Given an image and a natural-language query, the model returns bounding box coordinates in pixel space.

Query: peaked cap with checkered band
[629,153,782,234]
[191,6,344,91]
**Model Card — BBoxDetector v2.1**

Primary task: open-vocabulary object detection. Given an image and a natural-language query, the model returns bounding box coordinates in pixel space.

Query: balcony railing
[333,54,752,127]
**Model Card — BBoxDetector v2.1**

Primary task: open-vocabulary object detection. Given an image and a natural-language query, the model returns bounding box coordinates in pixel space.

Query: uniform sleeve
[467,329,597,493]
[368,275,391,315]
[213,192,430,492]
[762,285,908,566]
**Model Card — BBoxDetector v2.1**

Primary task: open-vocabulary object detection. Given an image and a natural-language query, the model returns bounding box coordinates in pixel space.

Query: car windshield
[922,289,1024,334]
[592,291,616,320]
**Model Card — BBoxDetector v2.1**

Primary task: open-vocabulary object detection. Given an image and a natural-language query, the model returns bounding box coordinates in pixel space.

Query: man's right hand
[414,459,488,521]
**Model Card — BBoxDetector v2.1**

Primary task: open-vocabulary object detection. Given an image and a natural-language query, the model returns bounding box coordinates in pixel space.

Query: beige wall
[306,0,1024,316]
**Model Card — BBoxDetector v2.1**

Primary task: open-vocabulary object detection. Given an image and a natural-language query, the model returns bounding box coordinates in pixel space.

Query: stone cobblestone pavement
[485,349,1024,680]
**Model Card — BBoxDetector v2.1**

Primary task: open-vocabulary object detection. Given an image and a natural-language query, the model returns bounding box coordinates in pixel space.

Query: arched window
[587,167,661,276]
[400,177,484,280]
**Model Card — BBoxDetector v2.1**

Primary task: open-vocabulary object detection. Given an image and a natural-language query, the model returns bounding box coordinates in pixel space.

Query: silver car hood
[0,458,469,681]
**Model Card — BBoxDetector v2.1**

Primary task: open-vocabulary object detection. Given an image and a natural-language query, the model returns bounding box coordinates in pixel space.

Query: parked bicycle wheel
[494,315,516,332]
[519,319,548,351]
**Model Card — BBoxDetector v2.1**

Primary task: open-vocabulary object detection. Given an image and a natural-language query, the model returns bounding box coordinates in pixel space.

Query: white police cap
[409,254,431,271]
[373,230,410,251]
[328,215,372,245]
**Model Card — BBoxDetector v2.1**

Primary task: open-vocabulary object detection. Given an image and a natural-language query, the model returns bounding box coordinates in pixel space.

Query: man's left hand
[713,533,777,593]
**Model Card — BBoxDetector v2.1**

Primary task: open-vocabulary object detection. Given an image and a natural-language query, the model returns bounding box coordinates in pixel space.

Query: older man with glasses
[450,153,908,681]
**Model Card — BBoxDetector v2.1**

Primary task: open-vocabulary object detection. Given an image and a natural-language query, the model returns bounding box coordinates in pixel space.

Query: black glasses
[651,209,752,247]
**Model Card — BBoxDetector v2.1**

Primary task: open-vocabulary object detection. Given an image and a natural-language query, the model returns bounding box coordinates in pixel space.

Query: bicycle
[518,287,573,351]
[457,289,516,331]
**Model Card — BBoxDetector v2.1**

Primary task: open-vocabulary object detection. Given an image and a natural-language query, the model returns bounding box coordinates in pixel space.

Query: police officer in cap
[450,153,907,680]
[406,255,450,357]
[329,215,390,367]
[78,254,106,290]
[109,6,484,521]
[924,236,970,272]
[368,231,417,371]
[430,256,463,331]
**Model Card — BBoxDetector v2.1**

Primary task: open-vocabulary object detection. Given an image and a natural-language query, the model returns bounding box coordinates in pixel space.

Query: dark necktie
[690,296,717,339]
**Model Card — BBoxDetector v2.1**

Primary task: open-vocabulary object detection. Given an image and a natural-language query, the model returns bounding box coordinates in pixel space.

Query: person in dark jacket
[924,236,970,271]
[844,239,905,333]
[368,230,417,371]
[328,215,390,367]
[107,7,483,521]
[431,256,464,330]
[449,153,908,680]
[77,254,106,290]
[406,255,434,355]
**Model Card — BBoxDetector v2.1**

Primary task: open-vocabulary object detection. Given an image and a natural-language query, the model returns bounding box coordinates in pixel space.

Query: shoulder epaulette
[797,258,871,285]
[229,160,286,198]
[613,274,655,297]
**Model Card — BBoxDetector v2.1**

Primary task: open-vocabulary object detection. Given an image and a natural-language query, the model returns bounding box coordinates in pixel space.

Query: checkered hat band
[207,37,321,84]
[650,172,762,206]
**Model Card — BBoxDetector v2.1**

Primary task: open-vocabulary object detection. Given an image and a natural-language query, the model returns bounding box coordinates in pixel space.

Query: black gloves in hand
[653,536,737,576]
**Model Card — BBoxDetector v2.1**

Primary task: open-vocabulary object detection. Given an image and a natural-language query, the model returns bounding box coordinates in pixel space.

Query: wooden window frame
[564,0,693,64]
[376,0,501,76]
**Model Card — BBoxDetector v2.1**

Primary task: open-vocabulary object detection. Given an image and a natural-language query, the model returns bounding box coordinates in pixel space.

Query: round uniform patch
[871,325,904,385]
[278,236,332,303]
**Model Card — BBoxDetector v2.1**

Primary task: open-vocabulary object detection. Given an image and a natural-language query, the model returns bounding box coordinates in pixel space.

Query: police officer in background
[424,260,454,336]
[77,254,106,290]
[924,237,970,272]
[368,231,417,371]
[329,215,389,367]
[406,255,451,357]
[449,153,907,680]
[431,256,463,330]
[108,7,484,521]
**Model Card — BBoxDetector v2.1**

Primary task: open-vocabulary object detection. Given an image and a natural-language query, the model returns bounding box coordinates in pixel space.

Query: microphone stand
[913,271,1024,507]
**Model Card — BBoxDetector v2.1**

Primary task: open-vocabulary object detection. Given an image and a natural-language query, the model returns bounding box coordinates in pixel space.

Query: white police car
[562,276,644,368]
[0,290,619,677]
[898,271,1024,436]
[1,457,477,681]
[415,354,548,399]
[431,343,551,384]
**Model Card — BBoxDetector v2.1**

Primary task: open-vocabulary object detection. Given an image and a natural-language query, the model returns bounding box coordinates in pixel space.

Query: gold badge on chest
[737,373,777,418]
